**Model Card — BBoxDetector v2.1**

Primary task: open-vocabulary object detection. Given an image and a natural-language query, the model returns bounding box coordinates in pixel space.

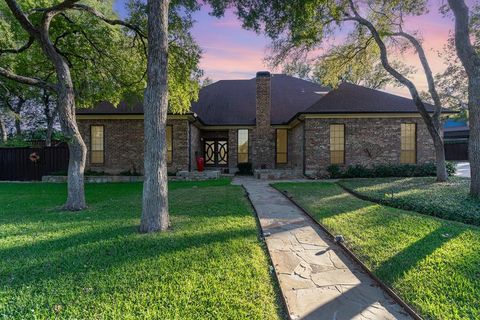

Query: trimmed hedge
[327,162,456,179]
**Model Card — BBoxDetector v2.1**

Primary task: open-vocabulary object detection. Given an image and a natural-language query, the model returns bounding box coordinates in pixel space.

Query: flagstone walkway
[234,177,412,320]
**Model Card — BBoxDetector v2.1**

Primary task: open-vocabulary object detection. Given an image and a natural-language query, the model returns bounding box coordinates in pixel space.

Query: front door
[204,140,228,166]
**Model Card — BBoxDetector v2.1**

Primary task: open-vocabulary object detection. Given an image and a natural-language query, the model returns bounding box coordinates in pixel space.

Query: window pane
[91,126,104,164]
[400,123,416,164]
[330,124,344,164]
[276,129,288,164]
[167,126,172,163]
[238,129,249,163]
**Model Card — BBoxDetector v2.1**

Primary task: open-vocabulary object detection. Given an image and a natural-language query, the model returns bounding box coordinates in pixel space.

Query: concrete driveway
[455,162,471,178]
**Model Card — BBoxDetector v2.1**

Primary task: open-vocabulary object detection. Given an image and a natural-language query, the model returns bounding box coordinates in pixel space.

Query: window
[237,129,249,163]
[276,129,288,164]
[166,125,173,164]
[330,124,345,165]
[90,125,104,164]
[400,123,416,164]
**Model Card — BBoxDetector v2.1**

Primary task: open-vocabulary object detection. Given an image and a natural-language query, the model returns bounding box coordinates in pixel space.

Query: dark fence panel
[445,143,469,161]
[0,146,69,181]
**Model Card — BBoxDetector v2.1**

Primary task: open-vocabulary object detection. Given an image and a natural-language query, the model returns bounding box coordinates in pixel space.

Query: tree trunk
[469,79,480,196]
[37,11,87,210]
[140,0,170,233]
[433,134,448,182]
[0,116,7,143]
[14,116,21,135]
[45,119,54,147]
[57,87,87,211]
[447,0,480,197]
[43,90,55,147]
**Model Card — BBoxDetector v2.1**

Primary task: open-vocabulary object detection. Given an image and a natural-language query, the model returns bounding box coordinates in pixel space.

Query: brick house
[76,72,451,177]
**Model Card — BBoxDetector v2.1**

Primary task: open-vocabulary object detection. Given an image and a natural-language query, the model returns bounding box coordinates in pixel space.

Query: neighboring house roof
[190,74,329,125]
[444,125,469,140]
[304,83,443,115]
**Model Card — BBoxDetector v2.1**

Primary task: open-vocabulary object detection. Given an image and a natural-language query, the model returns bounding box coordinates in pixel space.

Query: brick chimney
[253,71,275,169]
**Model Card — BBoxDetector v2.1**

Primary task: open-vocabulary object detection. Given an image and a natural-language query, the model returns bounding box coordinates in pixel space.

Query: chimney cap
[256,71,271,78]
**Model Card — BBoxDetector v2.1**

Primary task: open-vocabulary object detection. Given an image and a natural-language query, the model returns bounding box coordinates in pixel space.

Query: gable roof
[304,83,439,114]
[191,74,329,125]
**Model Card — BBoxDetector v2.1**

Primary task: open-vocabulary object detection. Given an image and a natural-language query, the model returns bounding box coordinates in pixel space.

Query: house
[76,71,451,178]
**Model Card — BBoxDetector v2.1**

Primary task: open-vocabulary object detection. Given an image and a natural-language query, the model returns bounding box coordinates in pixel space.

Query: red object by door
[196,156,205,172]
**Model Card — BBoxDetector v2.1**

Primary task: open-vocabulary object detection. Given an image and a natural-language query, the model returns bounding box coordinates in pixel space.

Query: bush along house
[76,71,455,179]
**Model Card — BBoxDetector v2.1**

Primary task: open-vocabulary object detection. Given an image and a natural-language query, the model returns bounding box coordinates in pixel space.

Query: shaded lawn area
[274,182,480,320]
[0,179,283,319]
[339,177,480,226]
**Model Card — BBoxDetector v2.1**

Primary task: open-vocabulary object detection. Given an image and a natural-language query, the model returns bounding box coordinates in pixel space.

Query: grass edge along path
[273,181,480,320]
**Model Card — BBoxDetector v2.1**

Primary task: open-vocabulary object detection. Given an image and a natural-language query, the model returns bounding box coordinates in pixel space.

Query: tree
[123,0,202,232]
[447,0,480,197]
[0,0,146,210]
[220,0,449,181]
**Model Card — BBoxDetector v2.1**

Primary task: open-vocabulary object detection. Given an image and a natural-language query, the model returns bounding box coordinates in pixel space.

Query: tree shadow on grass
[1,223,257,289]
[373,225,463,284]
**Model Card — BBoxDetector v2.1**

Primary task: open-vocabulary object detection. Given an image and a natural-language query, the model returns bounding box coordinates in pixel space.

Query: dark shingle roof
[191,74,329,125]
[304,83,440,114]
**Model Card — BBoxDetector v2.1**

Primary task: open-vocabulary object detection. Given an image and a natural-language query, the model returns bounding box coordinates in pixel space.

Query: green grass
[338,177,480,226]
[0,179,283,319]
[273,182,480,320]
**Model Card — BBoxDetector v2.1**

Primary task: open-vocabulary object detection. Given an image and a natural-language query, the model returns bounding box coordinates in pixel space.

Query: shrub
[343,165,372,178]
[237,162,253,175]
[327,165,342,178]
[329,163,452,179]
[446,161,457,176]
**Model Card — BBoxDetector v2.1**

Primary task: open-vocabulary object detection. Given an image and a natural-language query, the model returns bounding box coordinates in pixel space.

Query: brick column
[253,71,275,169]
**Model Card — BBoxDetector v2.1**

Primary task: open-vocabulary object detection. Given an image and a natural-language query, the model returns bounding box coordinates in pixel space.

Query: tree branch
[72,4,146,38]
[0,37,35,55]
[447,0,480,76]
[391,31,443,122]
[4,0,39,37]
[0,67,57,91]
[344,0,438,135]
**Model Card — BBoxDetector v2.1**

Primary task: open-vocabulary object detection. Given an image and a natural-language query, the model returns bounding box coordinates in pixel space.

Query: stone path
[234,177,412,320]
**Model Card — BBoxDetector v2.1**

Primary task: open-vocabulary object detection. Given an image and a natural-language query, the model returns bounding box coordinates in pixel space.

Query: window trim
[237,129,249,164]
[166,125,173,165]
[276,128,288,164]
[400,123,417,164]
[90,125,105,165]
[329,123,345,165]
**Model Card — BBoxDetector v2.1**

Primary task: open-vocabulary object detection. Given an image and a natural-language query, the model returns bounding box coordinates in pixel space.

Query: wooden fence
[445,142,469,161]
[0,146,69,181]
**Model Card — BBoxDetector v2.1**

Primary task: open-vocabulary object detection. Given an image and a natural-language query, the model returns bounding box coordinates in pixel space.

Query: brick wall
[78,118,190,174]
[304,117,435,176]
[252,72,275,169]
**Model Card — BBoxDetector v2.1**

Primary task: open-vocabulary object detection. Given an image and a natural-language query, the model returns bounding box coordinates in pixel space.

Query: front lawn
[274,182,480,320]
[339,177,480,225]
[0,179,283,319]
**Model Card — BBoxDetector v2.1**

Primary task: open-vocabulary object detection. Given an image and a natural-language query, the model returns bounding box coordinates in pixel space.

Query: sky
[113,1,462,97]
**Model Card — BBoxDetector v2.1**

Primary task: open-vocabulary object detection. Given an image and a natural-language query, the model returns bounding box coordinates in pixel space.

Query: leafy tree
[447,0,480,197]
[217,0,450,181]
[0,0,146,210]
